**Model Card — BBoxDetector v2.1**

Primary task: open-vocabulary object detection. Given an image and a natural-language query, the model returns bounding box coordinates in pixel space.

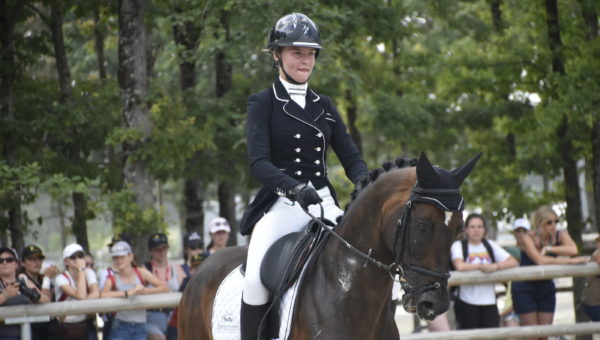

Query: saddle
[242,218,333,338]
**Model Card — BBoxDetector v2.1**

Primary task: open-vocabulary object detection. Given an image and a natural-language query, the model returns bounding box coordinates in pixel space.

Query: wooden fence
[0,262,598,339]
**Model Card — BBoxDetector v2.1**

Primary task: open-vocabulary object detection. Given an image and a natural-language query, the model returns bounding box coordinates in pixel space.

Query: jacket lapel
[273,79,323,123]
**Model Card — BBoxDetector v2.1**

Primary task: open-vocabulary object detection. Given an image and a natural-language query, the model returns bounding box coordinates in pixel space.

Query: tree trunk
[577,0,599,234]
[183,177,205,233]
[172,6,205,236]
[345,89,363,153]
[50,2,91,251]
[0,0,25,252]
[218,182,237,246]
[214,9,237,245]
[118,0,155,261]
[72,192,90,251]
[545,1,588,336]
[93,6,107,81]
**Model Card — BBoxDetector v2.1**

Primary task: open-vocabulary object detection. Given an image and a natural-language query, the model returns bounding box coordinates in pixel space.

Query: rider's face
[276,47,316,83]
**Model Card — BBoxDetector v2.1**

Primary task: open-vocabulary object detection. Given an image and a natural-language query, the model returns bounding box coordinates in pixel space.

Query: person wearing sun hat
[50,243,99,340]
[204,217,231,257]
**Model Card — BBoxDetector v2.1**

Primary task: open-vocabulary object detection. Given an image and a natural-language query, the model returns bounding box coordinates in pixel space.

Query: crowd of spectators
[0,216,232,340]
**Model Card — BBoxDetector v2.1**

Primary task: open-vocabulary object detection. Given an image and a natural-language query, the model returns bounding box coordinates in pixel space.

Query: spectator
[181,231,203,277]
[145,232,185,340]
[98,233,133,340]
[204,217,231,257]
[580,234,600,321]
[100,241,168,340]
[0,247,42,340]
[50,243,99,340]
[19,245,56,340]
[451,213,518,329]
[511,207,587,340]
[166,253,204,340]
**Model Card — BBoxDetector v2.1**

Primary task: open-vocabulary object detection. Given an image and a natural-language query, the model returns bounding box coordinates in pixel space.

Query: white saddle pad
[211,265,303,340]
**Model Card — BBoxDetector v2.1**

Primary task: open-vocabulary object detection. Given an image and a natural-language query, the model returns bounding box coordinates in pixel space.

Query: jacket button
[295,148,301,153]
[294,134,301,139]
[316,172,321,176]
[314,160,320,164]
[295,171,302,175]
[295,158,301,163]
[316,133,322,138]
[315,147,321,151]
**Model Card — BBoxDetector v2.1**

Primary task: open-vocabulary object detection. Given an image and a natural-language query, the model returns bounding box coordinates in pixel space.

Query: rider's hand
[289,184,323,209]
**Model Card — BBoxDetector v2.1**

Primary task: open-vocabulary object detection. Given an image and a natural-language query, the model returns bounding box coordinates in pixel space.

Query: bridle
[301,184,456,304]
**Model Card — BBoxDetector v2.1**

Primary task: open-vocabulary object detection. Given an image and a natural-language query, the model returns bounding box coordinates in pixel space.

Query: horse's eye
[416,222,428,231]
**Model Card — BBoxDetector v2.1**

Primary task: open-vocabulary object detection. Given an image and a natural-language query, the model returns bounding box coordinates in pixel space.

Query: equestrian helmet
[268,13,322,53]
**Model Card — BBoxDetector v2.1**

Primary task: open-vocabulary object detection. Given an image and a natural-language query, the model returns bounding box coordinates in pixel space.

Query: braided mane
[345,157,417,212]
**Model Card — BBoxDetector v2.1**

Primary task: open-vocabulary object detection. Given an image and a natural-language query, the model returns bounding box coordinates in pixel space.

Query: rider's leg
[240,185,341,339]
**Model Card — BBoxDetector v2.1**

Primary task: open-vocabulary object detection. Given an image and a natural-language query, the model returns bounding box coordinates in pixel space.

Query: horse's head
[389,152,481,320]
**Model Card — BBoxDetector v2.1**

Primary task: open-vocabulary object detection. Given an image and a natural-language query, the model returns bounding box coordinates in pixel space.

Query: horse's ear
[450,153,482,185]
[416,152,440,183]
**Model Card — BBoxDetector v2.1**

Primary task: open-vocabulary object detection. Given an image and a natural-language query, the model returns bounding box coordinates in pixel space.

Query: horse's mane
[344,157,417,212]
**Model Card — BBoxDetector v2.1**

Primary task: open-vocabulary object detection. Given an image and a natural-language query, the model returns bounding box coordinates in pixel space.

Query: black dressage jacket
[240,79,368,235]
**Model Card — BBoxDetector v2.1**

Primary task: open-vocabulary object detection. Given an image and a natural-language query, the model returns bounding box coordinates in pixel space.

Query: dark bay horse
[179,153,480,340]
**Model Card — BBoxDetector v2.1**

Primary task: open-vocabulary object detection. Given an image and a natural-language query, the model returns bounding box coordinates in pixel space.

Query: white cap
[110,241,132,257]
[209,217,231,234]
[513,218,531,231]
[63,243,84,259]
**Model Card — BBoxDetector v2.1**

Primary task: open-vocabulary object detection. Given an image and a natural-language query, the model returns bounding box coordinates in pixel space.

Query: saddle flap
[260,229,315,293]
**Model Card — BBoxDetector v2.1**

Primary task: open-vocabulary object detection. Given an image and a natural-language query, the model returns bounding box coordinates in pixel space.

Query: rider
[240,12,368,339]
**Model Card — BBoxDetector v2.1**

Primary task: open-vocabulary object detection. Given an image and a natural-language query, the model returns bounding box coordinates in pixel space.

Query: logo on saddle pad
[216,313,237,333]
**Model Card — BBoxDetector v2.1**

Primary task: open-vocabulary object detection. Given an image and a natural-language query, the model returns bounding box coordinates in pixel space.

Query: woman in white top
[52,243,99,340]
[451,213,518,329]
[100,241,168,340]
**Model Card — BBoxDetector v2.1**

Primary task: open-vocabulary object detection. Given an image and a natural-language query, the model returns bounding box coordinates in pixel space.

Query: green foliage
[106,186,168,235]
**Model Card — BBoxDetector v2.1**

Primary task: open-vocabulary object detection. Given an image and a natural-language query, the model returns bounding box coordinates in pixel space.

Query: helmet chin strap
[277,54,309,85]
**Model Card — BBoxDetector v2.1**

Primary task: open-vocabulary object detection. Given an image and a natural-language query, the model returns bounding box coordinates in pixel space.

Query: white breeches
[242,184,343,306]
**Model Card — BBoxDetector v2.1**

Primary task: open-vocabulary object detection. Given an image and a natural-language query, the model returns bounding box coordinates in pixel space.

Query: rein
[300,185,453,301]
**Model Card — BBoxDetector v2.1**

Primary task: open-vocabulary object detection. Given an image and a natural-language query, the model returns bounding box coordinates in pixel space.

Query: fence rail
[448,261,600,286]
[0,262,598,338]
[402,322,600,340]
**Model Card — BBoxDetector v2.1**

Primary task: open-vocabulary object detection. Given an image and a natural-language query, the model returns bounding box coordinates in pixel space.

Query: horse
[178,152,481,340]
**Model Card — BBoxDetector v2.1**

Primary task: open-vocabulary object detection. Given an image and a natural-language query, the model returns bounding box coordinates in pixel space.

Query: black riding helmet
[268,13,321,84]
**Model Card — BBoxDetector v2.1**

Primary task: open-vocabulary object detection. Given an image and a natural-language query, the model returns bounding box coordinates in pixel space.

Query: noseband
[303,185,454,304]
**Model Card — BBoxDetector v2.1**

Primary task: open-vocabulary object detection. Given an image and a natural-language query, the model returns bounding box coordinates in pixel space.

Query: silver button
[315,147,321,151]
[295,158,301,163]
[316,172,321,176]
[316,133,322,137]
[295,148,301,153]
[295,171,302,175]
[314,160,320,164]
[294,134,301,139]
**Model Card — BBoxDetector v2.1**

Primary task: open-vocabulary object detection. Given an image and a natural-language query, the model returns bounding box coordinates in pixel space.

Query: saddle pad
[211,265,303,340]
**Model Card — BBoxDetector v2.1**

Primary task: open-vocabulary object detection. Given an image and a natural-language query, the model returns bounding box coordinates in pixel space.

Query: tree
[118,0,158,260]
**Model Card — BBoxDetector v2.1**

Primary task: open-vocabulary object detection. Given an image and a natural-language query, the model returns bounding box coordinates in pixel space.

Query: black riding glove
[289,184,323,209]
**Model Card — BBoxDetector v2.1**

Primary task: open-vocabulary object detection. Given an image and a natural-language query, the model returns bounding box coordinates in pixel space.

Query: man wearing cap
[144,233,184,340]
[51,243,99,340]
[204,217,231,257]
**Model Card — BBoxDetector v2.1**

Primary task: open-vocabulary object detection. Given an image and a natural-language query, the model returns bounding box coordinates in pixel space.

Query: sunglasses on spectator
[0,257,16,264]
[188,245,202,250]
[544,219,559,226]
[69,252,85,260]
[26,256,44,262]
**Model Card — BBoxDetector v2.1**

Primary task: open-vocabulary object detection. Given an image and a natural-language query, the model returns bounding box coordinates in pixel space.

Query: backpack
[449,238,496,271]
[450,239,496,302]
[106,267,145,290]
